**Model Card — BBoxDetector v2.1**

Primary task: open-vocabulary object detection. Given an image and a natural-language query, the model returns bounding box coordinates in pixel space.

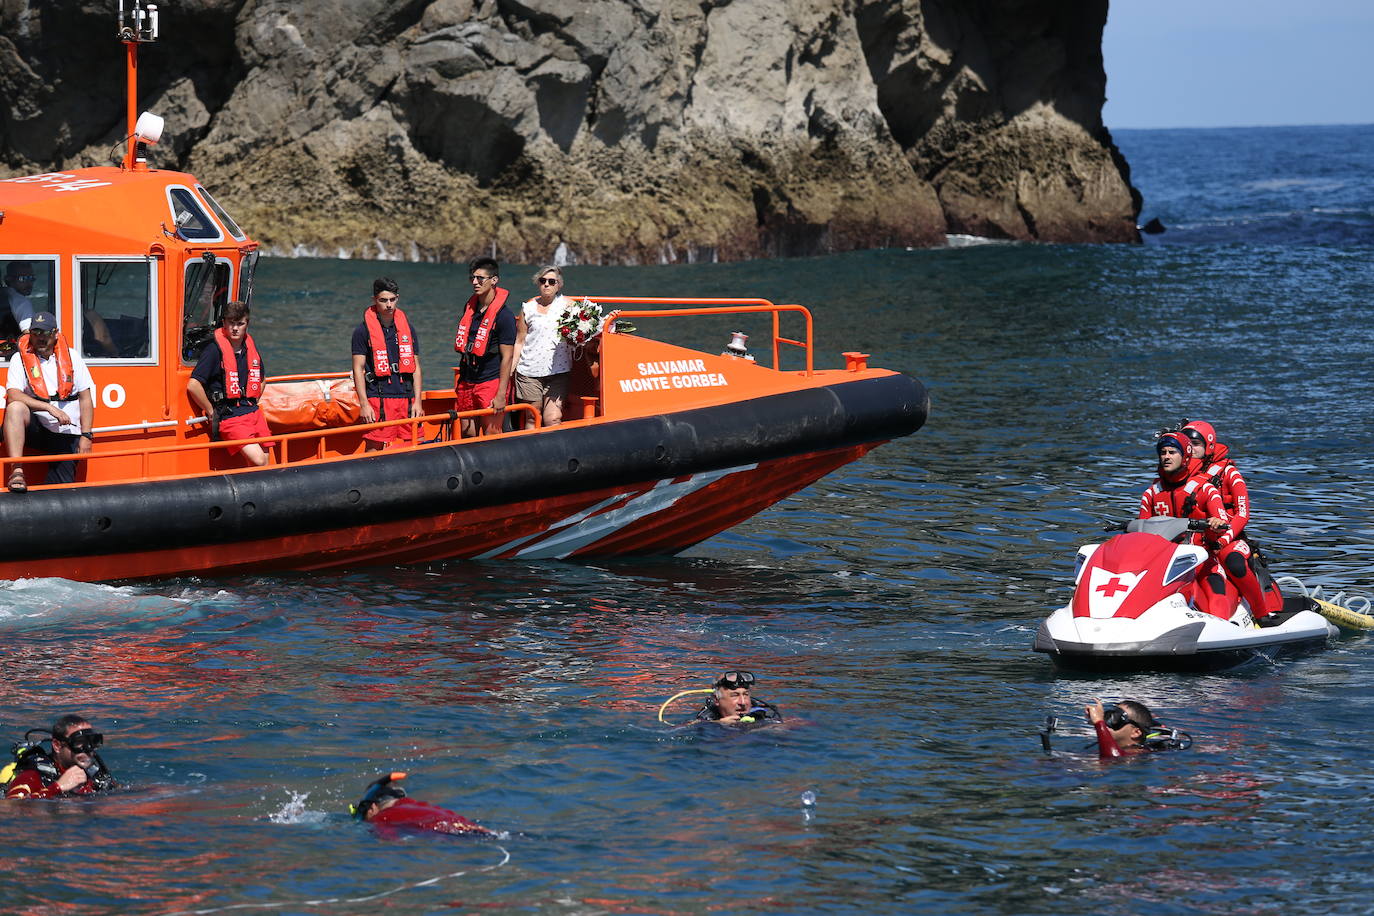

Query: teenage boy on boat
[453,257,516,438]
[4,311,95,492]
[1180,420,1281,622]
[187,300,274,467]
[351,277,423,451]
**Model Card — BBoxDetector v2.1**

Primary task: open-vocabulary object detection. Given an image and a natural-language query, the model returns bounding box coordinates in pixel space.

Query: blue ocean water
[1,125,1373,915]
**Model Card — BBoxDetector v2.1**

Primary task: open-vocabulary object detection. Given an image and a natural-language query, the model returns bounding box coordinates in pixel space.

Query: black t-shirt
[190,339,264,419]
[456,302,516,384]
[351,319,421,399]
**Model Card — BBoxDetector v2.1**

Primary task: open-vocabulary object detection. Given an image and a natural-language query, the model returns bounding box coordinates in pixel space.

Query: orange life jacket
[214,327,263,399]
[365,307,416,377]
[453,288,509,357]
[18,332,75,400]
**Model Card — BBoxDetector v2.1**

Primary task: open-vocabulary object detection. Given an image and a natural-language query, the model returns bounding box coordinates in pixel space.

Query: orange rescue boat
[0,3,928,582]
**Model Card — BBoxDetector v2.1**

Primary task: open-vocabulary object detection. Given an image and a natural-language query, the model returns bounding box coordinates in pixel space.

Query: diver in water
[3,714,116,799]
[693,671,783,727]
[1084,698,1191,758]
[350,771,494,837]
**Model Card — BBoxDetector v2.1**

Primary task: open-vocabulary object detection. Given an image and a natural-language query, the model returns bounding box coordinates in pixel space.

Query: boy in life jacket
[453,258,516,438]
[1138,432,1237,620]
[187,300,274,467]
[350,771,494,837]
[1181,420,1283,621]
[350,277,423,451]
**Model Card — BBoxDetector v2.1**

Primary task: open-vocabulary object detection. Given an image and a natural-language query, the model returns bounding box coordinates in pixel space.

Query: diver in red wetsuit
[350,772,494,837]
[3,715,115,799]
[1181,420,1282,621]
[1084,698,1189,758]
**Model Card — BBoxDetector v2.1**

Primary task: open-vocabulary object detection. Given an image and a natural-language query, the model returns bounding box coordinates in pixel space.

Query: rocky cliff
[0,0,1141,262]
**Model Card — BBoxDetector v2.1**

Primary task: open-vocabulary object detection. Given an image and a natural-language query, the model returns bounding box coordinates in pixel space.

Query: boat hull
[1,372,927,581]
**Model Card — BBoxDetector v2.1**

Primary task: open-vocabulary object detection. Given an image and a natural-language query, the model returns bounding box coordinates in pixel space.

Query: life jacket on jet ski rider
[1181,421,1281,619]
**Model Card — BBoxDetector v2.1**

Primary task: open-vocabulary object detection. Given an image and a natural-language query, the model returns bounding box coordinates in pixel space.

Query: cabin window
[181,257,233,364]
[0,256,59,346]
[75,258,156,362]
[167,187,223,242]
[196,185,245,241]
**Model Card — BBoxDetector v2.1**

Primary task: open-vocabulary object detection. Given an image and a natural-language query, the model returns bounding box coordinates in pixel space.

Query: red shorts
[363,396,416,444]
[454,377,501,413]
[218,410,274,458]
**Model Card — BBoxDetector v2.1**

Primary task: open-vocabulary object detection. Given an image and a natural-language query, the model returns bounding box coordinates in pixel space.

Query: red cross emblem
[1096,576,1129,597]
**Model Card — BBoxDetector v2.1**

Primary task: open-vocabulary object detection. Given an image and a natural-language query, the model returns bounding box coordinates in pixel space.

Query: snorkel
[350,771,408,821]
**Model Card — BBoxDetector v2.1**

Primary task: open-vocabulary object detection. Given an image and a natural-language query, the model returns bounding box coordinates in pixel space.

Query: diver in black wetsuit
[694,671,783,727]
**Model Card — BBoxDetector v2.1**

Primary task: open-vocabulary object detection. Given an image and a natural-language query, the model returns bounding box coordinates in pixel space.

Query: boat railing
[4,401,540,488]
[582,298,814,376]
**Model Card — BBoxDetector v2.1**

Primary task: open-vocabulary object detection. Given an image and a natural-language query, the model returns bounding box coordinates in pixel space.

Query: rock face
[0,0,1141,262]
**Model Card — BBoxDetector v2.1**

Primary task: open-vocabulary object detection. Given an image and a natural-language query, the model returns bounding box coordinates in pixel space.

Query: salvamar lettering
[637,359,707,376]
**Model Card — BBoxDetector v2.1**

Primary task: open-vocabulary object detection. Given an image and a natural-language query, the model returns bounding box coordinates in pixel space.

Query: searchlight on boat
[116,0,161,170]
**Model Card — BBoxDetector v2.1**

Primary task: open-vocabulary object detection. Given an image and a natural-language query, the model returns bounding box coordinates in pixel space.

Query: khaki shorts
[514,371,569,404]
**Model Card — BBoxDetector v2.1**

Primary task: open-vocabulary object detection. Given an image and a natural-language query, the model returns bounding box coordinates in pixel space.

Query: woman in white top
[511,265,573,428]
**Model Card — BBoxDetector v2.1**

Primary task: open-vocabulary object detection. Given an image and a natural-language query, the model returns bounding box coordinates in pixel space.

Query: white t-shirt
[6,347,94,435]
[516,295,573,377]
[5,287,33,330]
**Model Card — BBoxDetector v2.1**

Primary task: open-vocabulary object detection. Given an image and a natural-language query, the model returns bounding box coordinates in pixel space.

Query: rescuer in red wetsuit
[1137,432,1236,619]
[1181,420,1282,620]
[350,772,494,837]
[3,715,115,799]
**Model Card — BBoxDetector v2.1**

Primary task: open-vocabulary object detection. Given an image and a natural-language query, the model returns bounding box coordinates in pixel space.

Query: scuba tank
[1,730,60,786]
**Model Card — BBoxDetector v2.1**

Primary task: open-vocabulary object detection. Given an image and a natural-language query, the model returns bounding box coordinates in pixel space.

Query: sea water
[0,124,1372,914]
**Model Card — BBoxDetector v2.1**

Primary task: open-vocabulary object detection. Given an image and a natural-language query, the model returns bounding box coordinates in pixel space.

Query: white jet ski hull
[1034,599,1336,672]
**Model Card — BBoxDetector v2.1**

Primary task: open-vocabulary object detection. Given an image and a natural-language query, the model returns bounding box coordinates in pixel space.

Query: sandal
[7,467,26,494]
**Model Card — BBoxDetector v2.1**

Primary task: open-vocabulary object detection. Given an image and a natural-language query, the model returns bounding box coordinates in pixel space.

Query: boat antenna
[116,1,162,171]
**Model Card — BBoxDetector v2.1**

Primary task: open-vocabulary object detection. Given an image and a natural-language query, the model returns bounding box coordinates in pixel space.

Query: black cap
[28,312,57,333]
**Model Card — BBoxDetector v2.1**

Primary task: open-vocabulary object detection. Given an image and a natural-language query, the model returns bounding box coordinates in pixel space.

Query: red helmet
[1182,420,1216,453]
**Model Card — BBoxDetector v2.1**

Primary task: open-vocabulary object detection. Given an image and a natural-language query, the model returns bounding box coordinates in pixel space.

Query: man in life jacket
[4,715,116,799]
[1181,420,1283,621]
[1138,432,1236,620]
[187,300,274,467]
[351,277,424,451]
[1084,698,1189,758]
[694,671,783,727]
[3,311,96,492]
[453,257,516,438]
[350,771,494,837]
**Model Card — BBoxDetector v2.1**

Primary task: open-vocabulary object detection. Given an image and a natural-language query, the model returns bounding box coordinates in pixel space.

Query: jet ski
[1034,517,1337,672]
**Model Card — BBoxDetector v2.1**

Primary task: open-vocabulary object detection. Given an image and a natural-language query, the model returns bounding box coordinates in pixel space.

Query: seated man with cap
[4,311,96,492]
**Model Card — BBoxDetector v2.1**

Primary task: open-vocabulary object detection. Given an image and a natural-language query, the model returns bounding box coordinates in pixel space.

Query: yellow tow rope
[1312,597,1374,630]
[658,688,714,724]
